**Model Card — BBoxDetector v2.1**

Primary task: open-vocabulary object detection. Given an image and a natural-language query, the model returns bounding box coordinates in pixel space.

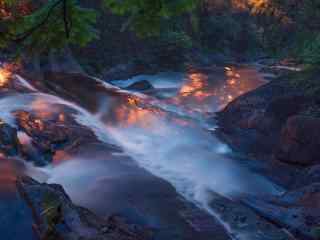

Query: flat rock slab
[208,191,292,240]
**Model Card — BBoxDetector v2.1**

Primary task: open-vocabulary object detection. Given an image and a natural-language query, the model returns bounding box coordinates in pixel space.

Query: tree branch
[13,0,69,43]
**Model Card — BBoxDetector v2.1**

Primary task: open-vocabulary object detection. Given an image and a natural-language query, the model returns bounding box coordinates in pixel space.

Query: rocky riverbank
[17,176,153,240]
[216,66,320,239]
[2,58,318,240]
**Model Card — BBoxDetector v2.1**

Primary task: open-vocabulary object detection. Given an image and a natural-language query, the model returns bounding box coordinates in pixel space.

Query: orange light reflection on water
[0,67,11,87]
[172,66,266,111]
[114,96,166,128]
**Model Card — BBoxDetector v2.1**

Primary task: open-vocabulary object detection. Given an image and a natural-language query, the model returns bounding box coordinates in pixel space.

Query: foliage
[312,226,320,240]
[194,2,262,56]
[104,0,198,36]
[285,67,320,98]
[1,0,98,53]
[0,0,198,54]
[296,34,320,65]
[247,0,320,64]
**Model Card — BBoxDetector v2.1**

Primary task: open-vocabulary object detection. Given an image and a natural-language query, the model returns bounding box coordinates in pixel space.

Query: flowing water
[0,64,282,239]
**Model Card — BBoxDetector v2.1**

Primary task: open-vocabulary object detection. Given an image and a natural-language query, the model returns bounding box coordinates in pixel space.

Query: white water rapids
[0,67,282,240]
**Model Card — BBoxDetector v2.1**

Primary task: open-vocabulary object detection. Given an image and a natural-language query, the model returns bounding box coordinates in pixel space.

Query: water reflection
[171,66,266,113]
[0,67,11,87]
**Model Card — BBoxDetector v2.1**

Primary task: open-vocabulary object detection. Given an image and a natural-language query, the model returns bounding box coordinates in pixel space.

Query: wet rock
[0,120,21,156]
[276,116,320,166]
[243,183,320,240]
[215,79,320,188]
[208,191,291,240]
[14,110,98,166]
[215,81,283,157]
[14,111,69,165]
[16,176,153,240]
[126,80,154,92]
[216,78,313,161]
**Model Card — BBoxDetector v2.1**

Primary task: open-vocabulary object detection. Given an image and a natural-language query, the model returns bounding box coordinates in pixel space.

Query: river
[0,64,285,240]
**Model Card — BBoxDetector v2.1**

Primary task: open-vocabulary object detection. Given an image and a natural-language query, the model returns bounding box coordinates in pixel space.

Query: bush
[299,34,320,65]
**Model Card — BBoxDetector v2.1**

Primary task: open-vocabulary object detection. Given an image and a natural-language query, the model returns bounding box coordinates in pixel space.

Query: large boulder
[216,77,312,160]
[265,95,310,123]
[216,81,288,157]
[276,116,320,166]
[16,176,153,240]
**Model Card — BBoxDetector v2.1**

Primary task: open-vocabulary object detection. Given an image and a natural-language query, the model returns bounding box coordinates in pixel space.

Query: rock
[14,111,69,165]
[276,116,320,166]
[215,81,285,157]
[0,120,21,156]
[16,176,153,240]
[266,95,310,123]
[126,80,154,92]
[243,183,320,240]
[207,191,291,240]
[14,110,98,166]
[300,165,320,187]
[216,77,313,162]
[102,63,137,81]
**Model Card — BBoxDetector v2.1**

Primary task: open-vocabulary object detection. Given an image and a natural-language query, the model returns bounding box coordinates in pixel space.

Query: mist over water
[105,113,281,204]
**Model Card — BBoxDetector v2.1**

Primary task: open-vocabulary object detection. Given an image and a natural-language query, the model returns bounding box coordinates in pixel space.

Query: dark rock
[243,183,320,240]
[14,110,98,166]
[266,95,310,123]
[102,63,138,81]
[207,191,291,240]
[126,80,154,92]
[0,120,21,156]
[216,81,286,157]
[216,78,313,161]
[16,176,153,240]
[14,111,68,166]
[276,116,320,166]
[300,165,320,187]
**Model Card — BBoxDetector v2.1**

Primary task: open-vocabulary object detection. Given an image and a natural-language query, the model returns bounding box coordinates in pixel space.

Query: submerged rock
[16,176,153,240]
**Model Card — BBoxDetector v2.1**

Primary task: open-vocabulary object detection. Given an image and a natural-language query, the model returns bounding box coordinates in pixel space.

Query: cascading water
[100,66,283,239]
[0,66,282,240]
